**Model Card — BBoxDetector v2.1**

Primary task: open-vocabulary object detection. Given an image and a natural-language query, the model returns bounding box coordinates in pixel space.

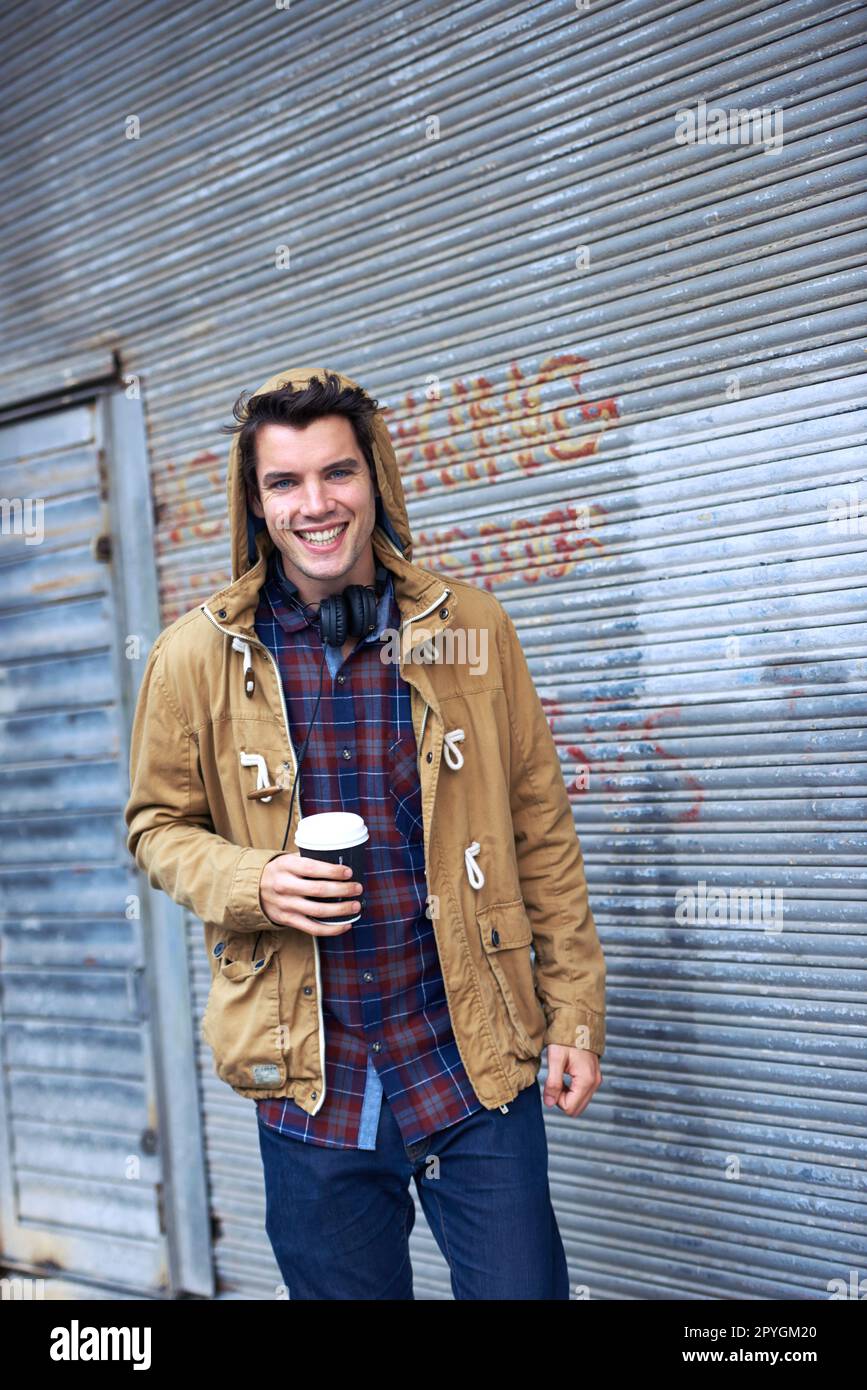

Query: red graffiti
[561,700,706,819]
[392,353,618,589]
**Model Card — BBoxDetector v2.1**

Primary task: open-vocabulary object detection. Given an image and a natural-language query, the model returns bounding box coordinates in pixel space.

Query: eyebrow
[261,458,361,487]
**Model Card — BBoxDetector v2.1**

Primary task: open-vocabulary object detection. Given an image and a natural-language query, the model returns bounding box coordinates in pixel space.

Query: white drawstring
[464,841,484,889]
[442,728,465,769]
[232,635,255,696]
[240,751,273,802]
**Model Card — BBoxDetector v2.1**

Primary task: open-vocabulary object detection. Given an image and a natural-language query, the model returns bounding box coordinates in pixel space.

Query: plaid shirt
[254,564,482,1149]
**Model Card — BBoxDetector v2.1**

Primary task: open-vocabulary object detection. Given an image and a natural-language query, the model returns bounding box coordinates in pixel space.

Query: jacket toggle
[464,840,484,889]
[442,727,465,769]
[231,635,256,697]
[240,751,275,803]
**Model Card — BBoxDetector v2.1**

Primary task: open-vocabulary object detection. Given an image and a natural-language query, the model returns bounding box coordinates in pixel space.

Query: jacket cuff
[226,848,287,932]
[543,1006,605,1057]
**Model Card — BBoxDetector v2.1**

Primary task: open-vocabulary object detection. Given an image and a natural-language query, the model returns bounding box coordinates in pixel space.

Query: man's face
[247,416,378,601]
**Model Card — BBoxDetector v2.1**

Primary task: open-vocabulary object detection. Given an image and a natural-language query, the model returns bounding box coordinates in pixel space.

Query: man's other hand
[543,1045,602,1117]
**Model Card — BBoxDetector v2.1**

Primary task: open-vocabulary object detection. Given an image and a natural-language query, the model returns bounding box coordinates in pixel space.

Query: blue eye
[271,470,350,489]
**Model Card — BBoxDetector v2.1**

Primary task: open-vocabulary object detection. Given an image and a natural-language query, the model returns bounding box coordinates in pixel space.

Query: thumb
[543,1049,564,1107]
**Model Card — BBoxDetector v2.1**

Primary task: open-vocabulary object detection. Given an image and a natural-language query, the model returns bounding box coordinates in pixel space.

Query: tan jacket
[124,365,606,1115]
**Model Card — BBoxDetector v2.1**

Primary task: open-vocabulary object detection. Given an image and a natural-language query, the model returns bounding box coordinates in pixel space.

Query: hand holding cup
[259,812,370,934]
[259,853,362,934]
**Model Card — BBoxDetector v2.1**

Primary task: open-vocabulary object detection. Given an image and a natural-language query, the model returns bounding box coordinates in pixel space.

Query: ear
[246,482,264,518]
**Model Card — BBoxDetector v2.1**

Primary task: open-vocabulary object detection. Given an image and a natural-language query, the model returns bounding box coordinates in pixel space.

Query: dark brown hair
[221,370,381,499]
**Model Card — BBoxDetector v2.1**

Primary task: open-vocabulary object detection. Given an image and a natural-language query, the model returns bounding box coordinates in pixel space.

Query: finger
[291,855,357,880]
[543,1052,564,1106]
[561,1071,600,1116]
[560,1081,588,1117]
[284,894,361,919]
[292,915,356,936]
[283,876,363,898]
[264,904,357,934]
[563,1089,593,1118]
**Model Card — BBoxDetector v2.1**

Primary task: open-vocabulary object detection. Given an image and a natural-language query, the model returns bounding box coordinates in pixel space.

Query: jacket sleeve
[496,607,606,1057]
[124,633,284,934]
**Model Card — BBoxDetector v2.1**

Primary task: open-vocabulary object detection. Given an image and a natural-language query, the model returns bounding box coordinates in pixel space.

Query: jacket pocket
[201,930,287,1089]
[475,898,546,1061]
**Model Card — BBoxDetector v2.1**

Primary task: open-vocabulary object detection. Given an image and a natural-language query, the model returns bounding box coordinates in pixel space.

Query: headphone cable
[280,643,328,853]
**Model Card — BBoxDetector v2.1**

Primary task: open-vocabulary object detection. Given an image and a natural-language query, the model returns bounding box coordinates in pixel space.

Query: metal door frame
[0,369,213,1298]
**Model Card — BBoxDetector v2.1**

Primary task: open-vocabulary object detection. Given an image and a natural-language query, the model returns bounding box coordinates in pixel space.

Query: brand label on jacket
[251,1064,281,1085]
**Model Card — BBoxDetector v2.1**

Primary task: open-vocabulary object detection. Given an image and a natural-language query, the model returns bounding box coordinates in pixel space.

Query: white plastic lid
[294,811,369,851]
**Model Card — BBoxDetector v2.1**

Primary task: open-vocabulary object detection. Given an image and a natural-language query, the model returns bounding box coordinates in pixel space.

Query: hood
[227,364,414,584]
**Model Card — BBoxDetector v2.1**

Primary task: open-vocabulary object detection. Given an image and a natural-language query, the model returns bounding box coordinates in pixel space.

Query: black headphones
[266,546,390,851]
[268,546,388,647]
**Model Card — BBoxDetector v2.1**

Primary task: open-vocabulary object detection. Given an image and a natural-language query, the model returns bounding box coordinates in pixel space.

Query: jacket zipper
[396,587,451,919]
[400,587,449,762]
[391,581,488,1102]
[199,603,328,1115]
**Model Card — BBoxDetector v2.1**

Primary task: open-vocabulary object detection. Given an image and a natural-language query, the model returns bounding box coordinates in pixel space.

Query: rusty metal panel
[0,0,865,1300]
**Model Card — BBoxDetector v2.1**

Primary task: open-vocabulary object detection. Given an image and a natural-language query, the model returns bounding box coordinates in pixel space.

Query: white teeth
[296,524,347,544]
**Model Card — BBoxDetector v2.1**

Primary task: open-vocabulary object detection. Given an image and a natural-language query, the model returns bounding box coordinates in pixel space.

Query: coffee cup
[294,811,369,926]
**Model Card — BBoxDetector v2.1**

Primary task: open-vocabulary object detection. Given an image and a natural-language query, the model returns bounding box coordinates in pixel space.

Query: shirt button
[362,971,374,982]
[303,985,313,995]
[342,748,351,759]
[491,928,500,946]
[426,751,433,763]
[337,674,345,683]
[371,1041,382,1053]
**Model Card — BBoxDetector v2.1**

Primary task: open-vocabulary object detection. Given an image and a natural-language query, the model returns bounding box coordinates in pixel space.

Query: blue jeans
[256,1078,570,1300]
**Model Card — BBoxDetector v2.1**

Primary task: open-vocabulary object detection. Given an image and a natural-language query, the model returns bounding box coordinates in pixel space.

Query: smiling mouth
[293,522,349,548]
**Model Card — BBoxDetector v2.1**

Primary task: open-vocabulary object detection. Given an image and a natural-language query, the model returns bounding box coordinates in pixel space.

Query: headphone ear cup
[319,593,347,648]
[314,582,379,648]
[361,585,377,634]
[344,584,377,639]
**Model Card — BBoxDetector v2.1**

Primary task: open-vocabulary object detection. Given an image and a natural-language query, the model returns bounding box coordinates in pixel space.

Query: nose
[296,477,333,519]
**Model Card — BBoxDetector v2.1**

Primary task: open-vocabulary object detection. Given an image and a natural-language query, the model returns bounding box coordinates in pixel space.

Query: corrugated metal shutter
[0,403,170,1293]
[185,911,279,1297]
[1,0,864,1299]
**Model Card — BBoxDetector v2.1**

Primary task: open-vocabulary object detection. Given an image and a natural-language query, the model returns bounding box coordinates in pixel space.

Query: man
[125,365,606,1300]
